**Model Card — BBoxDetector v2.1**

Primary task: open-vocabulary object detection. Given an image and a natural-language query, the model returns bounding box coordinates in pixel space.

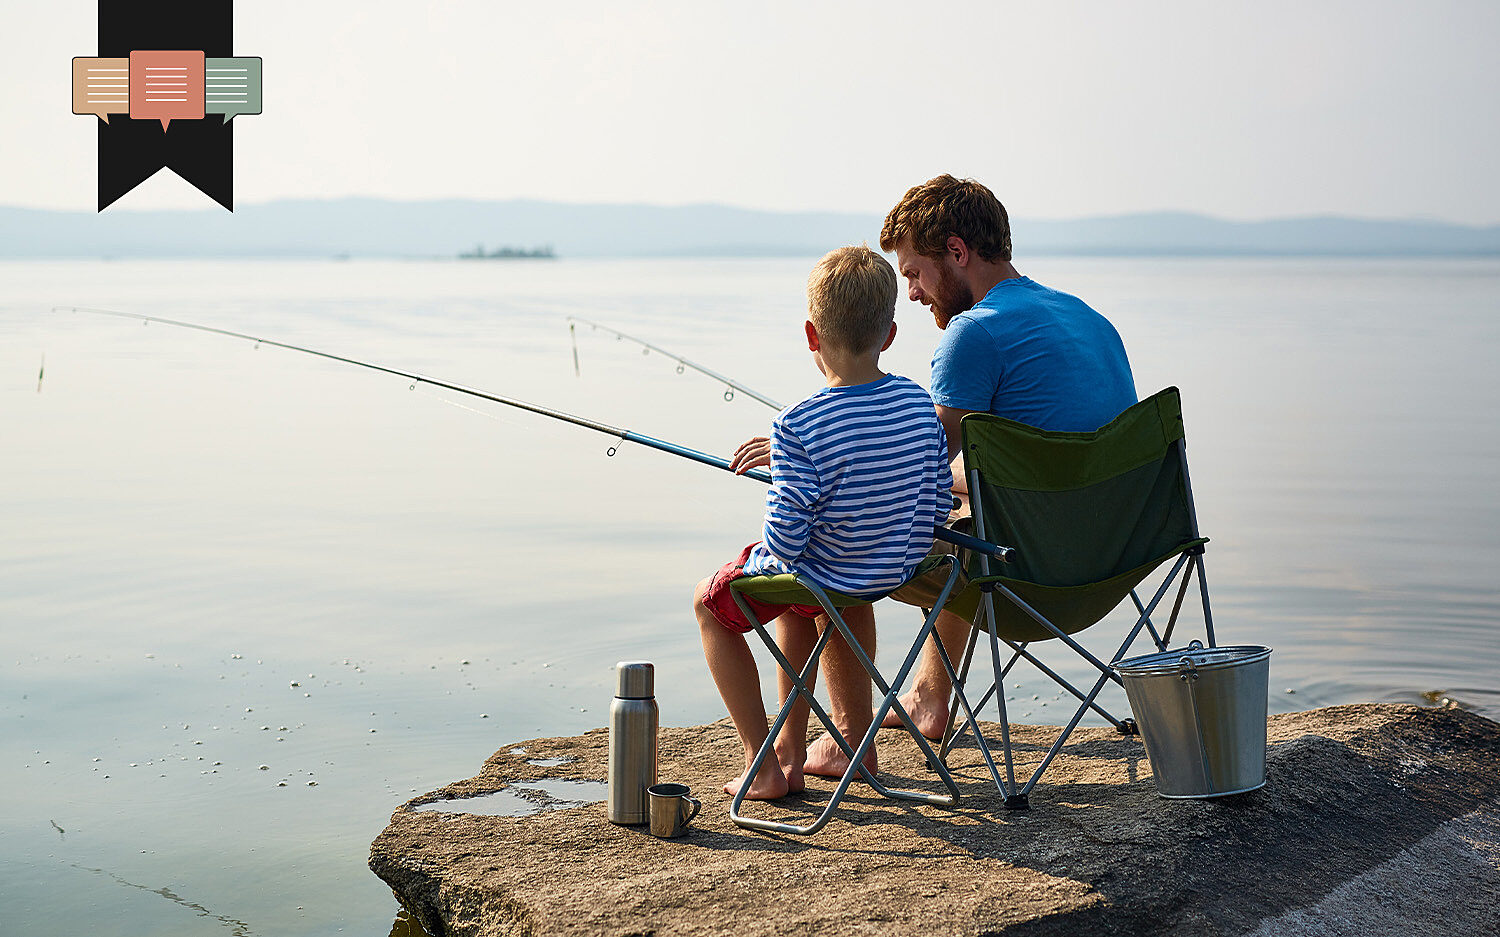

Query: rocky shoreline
[369,704,1500,936]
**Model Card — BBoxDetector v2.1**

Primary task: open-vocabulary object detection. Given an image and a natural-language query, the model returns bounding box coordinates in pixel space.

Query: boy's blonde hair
[806,245,898,353]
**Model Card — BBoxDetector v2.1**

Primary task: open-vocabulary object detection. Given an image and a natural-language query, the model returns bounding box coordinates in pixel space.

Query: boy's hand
[729,436,772,474]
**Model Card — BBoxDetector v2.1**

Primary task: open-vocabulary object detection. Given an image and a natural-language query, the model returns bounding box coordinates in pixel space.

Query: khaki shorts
[888,503,977,613]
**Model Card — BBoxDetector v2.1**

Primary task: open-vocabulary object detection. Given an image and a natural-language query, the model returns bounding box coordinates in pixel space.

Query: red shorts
[702,543,823,634]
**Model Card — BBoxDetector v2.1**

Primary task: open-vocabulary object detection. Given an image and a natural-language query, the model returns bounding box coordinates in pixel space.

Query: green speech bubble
[203,57,262,123]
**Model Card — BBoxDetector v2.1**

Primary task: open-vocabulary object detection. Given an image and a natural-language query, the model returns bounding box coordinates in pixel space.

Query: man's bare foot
[803,731,879,779]
[724,761,790,800]
[879,688,950,740]
[774,749,807,793]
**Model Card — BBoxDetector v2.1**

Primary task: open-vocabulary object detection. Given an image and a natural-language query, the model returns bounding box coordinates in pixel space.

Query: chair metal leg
[729,560,967,835]
[1196,554,1216,647]
[1017,667,1116,799]
[937,622,982,759]
[940,629,1026,760]
[1131,589,1168,652]
[730,622,844,834]
[992,638,1130,729]
[1160,557,1196,647]
[983,591,1024,804]
[995,553,1192,684]
[941,556,1192,803]
[926,610,1006,792]
[1011,575,1186,795]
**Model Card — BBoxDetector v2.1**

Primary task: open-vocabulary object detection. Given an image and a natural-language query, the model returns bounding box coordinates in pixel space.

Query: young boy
[692,245,952,800]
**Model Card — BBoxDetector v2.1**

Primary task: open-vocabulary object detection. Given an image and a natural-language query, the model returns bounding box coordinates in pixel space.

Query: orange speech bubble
[71,57,130,124]
[129,50,204,130]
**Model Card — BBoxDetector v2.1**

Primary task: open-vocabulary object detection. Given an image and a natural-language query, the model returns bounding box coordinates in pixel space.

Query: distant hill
[1,198,1497,258]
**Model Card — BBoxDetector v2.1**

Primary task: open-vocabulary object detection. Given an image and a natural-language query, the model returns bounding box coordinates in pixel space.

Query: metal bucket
[1114,641,1271,798]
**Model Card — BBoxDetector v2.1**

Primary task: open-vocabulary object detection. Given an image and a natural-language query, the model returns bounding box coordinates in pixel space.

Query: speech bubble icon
[204,57,262,123]
[71,57,130,124]
[129,49,204,130]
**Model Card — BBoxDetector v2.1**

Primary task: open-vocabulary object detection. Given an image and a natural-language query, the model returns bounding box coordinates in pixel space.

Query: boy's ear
[879,321,898,352]
[805,319,820,351]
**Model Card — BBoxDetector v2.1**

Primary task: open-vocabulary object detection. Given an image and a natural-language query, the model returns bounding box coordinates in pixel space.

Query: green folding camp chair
[937,386,1214,809]
[727,532,1012,836]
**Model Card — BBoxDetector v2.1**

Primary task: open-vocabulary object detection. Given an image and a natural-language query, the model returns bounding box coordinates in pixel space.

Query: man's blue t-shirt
[930,277,1137,432]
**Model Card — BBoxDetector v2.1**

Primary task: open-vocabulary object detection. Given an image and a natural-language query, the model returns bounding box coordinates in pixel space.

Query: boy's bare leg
[694,579,789,800]
[877,609,966,738]
[771,611,819,793]
[801,605,880,779]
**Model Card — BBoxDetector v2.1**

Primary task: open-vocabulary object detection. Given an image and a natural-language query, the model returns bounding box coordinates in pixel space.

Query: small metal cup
[647,783,701,838]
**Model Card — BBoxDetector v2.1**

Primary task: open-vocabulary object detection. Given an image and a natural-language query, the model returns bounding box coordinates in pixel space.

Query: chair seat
[730,554,953,608]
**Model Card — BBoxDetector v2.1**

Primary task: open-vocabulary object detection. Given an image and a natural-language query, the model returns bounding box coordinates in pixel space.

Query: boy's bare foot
[878,688,950,740]
[724,761,790,800]
[803,732,879,779]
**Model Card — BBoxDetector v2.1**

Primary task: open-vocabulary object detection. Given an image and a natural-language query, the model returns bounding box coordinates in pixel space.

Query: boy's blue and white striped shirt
[743,373,951,596]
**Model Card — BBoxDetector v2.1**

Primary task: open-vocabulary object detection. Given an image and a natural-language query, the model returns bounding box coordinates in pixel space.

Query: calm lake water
[2,256,1498,935]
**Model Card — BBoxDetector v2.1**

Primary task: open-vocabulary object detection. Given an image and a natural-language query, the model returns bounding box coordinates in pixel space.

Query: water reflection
[411,778,609,818]
[1,257,1497,936]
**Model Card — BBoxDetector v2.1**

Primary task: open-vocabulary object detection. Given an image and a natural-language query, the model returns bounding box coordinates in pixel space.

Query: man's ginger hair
[806,245,898,353]
[879,174,1013,262]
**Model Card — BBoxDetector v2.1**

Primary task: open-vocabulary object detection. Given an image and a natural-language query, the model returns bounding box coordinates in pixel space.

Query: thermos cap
[615,661,655,699]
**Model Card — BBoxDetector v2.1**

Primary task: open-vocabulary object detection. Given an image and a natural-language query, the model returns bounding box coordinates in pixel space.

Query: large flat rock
[369,704,1500,936]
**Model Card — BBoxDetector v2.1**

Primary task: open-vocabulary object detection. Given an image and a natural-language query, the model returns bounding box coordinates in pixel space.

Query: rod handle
[933,527,1015,562]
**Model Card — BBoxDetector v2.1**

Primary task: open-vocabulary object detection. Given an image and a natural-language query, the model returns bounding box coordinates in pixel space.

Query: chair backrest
[962,387,1202,593]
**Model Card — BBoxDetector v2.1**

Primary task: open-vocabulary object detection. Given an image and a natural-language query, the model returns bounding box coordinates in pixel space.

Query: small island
[459,244,557,260]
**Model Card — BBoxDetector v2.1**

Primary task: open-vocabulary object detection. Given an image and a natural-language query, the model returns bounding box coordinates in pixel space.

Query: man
[735,175,1137,777]
[855,174,1137,761]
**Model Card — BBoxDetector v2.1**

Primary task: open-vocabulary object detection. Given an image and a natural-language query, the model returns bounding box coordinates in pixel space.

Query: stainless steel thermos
[607,660,658,824]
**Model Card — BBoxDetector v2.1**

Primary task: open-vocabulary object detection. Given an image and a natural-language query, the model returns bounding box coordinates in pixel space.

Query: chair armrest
[933,526,1015,563]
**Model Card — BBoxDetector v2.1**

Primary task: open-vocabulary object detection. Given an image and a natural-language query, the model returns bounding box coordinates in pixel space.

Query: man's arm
[936,404,979,496]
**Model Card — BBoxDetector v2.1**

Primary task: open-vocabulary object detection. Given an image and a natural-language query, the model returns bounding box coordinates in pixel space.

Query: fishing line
[50,305,771,484]
[565,315,783,410]
[47,306,1011,561]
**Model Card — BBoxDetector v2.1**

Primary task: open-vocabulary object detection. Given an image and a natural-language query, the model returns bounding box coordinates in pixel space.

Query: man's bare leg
[801,605,880,779]
[877,608,968,738]
[875,461,972,737]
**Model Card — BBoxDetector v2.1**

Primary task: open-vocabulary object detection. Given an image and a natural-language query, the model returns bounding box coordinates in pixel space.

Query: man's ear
[879,321,898,352]
[945,235,972,267]
[805,319,820,351]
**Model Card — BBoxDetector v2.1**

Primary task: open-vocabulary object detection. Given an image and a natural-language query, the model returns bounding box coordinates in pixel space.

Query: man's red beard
[930,261,976,330]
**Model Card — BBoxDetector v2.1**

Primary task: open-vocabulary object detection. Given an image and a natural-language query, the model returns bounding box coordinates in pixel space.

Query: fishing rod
[49,306,772,484]
[49,306,1012,561]
[566,315,783,410]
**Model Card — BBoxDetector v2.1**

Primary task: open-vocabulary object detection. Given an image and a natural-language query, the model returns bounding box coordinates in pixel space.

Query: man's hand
[729,436,772,475]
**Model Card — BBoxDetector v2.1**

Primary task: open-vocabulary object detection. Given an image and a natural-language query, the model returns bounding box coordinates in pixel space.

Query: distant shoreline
[458,244,556,260]
[2,199,1497,259]
[5,252,1500,263]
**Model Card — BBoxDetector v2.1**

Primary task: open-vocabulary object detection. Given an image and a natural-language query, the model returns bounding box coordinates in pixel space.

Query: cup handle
[682,795,701,826]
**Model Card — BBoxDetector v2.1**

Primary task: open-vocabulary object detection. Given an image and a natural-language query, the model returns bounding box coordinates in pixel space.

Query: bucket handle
[1177,640,1205,683]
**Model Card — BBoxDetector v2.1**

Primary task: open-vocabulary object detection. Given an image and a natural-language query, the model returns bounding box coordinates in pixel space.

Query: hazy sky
[4,0,1499,221]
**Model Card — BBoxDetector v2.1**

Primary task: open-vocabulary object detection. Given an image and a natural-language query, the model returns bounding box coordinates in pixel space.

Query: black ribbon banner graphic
[97,1,235,211]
